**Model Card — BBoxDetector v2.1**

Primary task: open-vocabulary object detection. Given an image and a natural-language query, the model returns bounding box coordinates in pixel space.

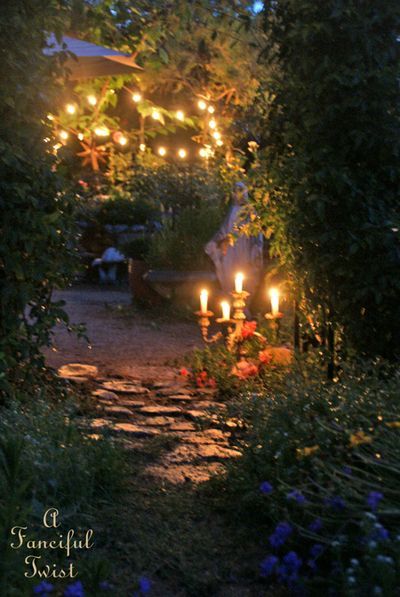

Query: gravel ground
[44,286,202,383]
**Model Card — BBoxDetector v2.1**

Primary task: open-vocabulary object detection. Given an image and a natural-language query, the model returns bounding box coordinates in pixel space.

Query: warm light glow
[200,289,208,314]
[94,126,109,137]
[213,131,221,140]
[221,301,231,321]
[47,113,54,121]
[216,139,224,147]
[59,130,69,141]
[158,146,167,156]
[199,147,207,158]
[87,95,97,106]
[118,135,128,146]
[198,99,207,110]
[269,287,280,316]
[139,143,146,152]
[176,110,185,121]
[65,103,76,115]
[132,92,142,103]
[77,133,84,141]
[152,110,161,121]
[209,119,217,130]
[235,272,244,293]
[208,105,215,114]
[178,148,187,159]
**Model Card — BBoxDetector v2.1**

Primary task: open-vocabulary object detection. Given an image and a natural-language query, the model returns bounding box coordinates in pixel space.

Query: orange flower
[241,321,257,339]
[350,430,372,446]
[258,347,292,366]
[231,360,259,379]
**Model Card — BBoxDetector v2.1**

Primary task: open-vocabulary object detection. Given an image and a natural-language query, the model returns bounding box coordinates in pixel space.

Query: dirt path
[45,286,202,383]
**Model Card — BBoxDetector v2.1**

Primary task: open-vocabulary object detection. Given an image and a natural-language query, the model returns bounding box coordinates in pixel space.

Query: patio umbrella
[45,34,142,79]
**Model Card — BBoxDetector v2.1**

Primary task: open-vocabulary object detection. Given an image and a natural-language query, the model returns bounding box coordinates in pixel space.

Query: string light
[152,110,161,121]
[47,114,54,121]
[216,139,224,147]
[213,131,221,140]
[65,103,76,115]
[199,148,207,158]
[209,119,217,129]
[198,100,207,110]
[158,146,167,156]
[78,133,84,141]
[94,126,109,137]
[208,105,215,114]
[59,130,69,141]
[178,148,187,159]
[139,143,146,152]
[118,135,128,146]
[176,110,185,121]
[132,92,142,103]
[87,95,97,106]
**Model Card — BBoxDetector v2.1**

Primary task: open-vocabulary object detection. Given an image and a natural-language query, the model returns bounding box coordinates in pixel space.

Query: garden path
[45,286,240,484]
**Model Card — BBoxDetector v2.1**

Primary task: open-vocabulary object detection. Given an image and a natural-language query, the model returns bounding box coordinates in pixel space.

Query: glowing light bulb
[158,146,167,156]
[65,103,76,115]
[176,110,185,121]
[118,135,128,146]
[178,148,187,159]
[139,143,146,152]
[59,130,69,141]
[47,113,54,121]
[216,139,223,147]
[94,126,109,137]
[77,133,84,141]
[208,105,215,114]
[213,131,221,140]
[209,119,217,129]
[198,100,207,110]
[87,95,97,106]
[132,92,142,103]
[199,148,207,158]
[152,110,161,121]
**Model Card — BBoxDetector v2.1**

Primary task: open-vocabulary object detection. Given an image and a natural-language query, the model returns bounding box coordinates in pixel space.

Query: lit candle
[221,301,230,321]
[269,287,280,316]
[235,273,244,293]
[200,289,208,314]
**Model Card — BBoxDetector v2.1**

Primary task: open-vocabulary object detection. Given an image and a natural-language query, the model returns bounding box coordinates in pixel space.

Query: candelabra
[195,277,283,354]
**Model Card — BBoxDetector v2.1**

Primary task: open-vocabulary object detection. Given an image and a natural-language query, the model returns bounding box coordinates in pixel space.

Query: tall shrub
[258,1,400,358]
[0,2,76,391]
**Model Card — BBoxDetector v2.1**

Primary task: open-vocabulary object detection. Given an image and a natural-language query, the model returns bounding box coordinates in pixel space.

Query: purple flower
[325,495,346,511]
[372,525,389,542]
[308,518,323,533]
[367,491,383,511]
[310,543,324,559]
[64,581,84,597]
[277,551,302,586]
[260,481,273,494]
[287,489,306,505]
[343,466,352,475]
[269,522,293,549]
[138,577,151,594]
[260,554,279,577]
[34,581,54,595]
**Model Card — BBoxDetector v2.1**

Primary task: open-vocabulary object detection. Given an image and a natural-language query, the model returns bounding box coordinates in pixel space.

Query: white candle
[235,272,244,293]
[200,289,208,314]
[269,287,280,316]
[221,301,231,321]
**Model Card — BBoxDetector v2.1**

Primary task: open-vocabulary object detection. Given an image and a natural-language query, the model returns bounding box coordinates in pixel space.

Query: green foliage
[217,362,400,593]
[96,195,158,227]
[147,202,224,271]
[255,1,400,358]
[0,1,77,392]
[0,393,125,595]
